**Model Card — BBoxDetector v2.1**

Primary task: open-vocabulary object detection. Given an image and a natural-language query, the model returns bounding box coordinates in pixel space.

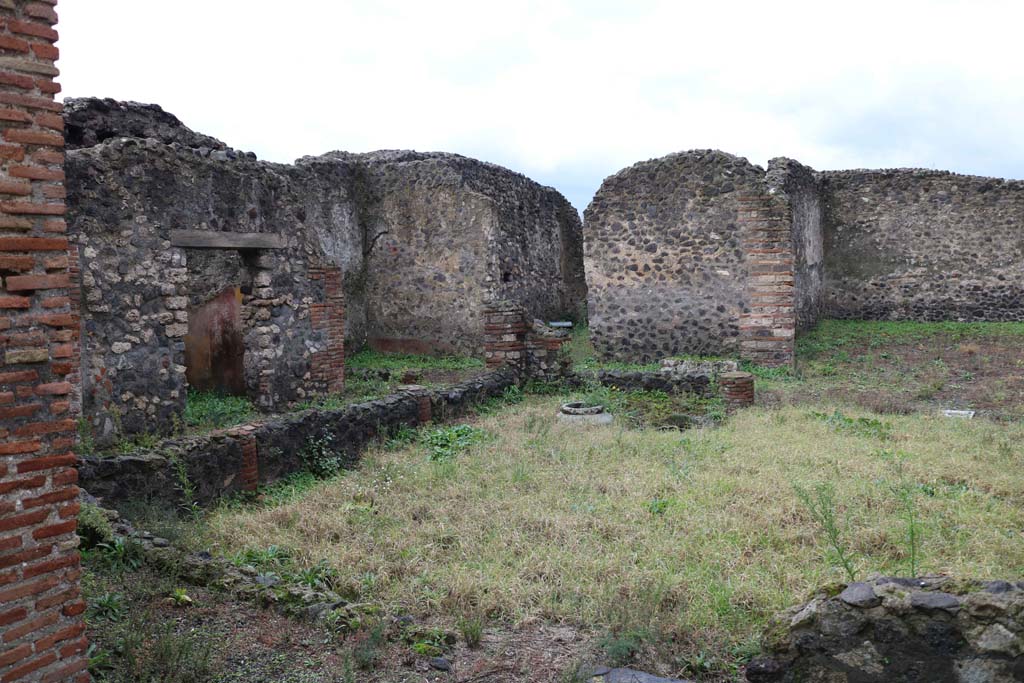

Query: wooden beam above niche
[170,230,285,250]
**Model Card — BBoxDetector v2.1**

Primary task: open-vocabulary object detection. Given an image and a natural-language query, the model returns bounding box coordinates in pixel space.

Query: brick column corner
[308,264,345,396]
[482,300,527,371]
[719,371,755,411]
[736,193,796,367]
[0,2,91,681]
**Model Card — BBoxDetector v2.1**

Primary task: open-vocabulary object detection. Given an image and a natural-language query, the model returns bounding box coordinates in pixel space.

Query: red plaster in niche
[184,286,245,395]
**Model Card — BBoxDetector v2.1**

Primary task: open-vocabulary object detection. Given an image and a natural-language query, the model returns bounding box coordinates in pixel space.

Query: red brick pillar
[227,426,259,493]
[483,300,527,371]
[737,193,795,367]
[415,394,431,424]
[309,265,345,396]
[720,371,755,411]
[0,2,91,681]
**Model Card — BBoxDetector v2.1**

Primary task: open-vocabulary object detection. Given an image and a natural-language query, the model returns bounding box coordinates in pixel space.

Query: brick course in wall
[483,300,571,380]
[0,2,91,681]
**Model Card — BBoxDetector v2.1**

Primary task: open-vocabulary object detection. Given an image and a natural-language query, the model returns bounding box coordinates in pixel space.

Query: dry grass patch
[203,398,1024,676]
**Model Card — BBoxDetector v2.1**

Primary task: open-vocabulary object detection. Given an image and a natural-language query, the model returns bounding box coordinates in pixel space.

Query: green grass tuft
[184,390,256,431]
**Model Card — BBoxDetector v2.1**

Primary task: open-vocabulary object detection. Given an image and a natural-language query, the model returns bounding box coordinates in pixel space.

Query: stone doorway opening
[172,229,285,403]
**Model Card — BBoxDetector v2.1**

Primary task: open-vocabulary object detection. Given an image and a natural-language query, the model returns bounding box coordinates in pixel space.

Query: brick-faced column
[483,300,527,370]
[0,2,91,682]
[720,371,755,411]
[308,264,345,396]
[226,425,259,493]
[416,394,431,424]
[737,193,796,367]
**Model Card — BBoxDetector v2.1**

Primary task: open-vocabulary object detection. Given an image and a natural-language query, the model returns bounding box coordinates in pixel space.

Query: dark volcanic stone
[911,591,960,613]
[840,582,881,608]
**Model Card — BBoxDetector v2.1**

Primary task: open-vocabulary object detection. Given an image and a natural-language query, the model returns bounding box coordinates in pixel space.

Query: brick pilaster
[308,264,345,396]
[719,371,755,410]
[0,2,91,681]
[737,193,796,367]
[482,300,527,370]
[226,426,259,493]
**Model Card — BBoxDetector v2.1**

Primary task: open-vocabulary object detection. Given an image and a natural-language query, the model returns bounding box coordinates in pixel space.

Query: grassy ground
[565,324,661,372]
[82,561,351,683]
[201,397,1024,680]
[347,350,485,373]
[761,320,1024,419]
[83,321,1024,681]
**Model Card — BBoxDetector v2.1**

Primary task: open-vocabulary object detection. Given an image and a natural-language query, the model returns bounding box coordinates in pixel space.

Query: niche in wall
[184,285,246,395]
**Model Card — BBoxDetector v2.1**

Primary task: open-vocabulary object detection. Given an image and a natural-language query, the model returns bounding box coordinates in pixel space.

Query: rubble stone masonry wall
[584,150,764,363]
[314,150,586,356]
[66,139,352,443]
[64,111,586,440]
[822,169,1024,321]
[0,2,92,681]
[586,151,1021,367]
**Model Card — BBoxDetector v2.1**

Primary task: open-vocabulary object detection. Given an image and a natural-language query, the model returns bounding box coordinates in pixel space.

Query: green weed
[794,482,858,581]
[184,390,255,432]
[301,432,343,478]
[347,349,483,372]
[421,424,490,461]
[810,409,892,440]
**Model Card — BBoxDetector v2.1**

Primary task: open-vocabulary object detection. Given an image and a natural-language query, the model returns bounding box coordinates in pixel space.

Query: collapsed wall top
[64,96,230,151]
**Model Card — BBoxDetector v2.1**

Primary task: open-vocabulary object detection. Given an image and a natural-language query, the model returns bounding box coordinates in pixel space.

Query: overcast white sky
[60,1,1024,211]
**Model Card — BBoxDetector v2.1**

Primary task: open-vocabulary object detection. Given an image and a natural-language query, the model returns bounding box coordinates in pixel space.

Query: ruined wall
[748,577,1024,683]
[67,134,354,442]
[64,97,226,152]
[767,158,824,331]
[586,150,1024,365]
[584,150,766,363]
[313,150,586,356]
[821,169,1024,321]
[0,2,92,681]
[484,163,586,325]
[78,368,519,509]
[64,100,586,439]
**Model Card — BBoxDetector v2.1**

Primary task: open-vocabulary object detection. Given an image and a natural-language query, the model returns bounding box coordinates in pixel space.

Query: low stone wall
[78,368,518,509]
[585,369,713,396]
[747,576,1024,682]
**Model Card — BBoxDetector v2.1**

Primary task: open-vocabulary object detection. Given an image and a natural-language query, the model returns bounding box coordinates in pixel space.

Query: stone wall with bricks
[66,129,349,445]
[821,168,1024,322]
[585,149,1024,367]
[584,150,771,364]
[64,102,585,442]
[767,158,824,332]
[482,300,571,380]
[310,150,586,356]
[0,2,91,681]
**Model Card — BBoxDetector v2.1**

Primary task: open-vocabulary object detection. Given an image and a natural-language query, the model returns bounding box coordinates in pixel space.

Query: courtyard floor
[81,321,1024,682]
